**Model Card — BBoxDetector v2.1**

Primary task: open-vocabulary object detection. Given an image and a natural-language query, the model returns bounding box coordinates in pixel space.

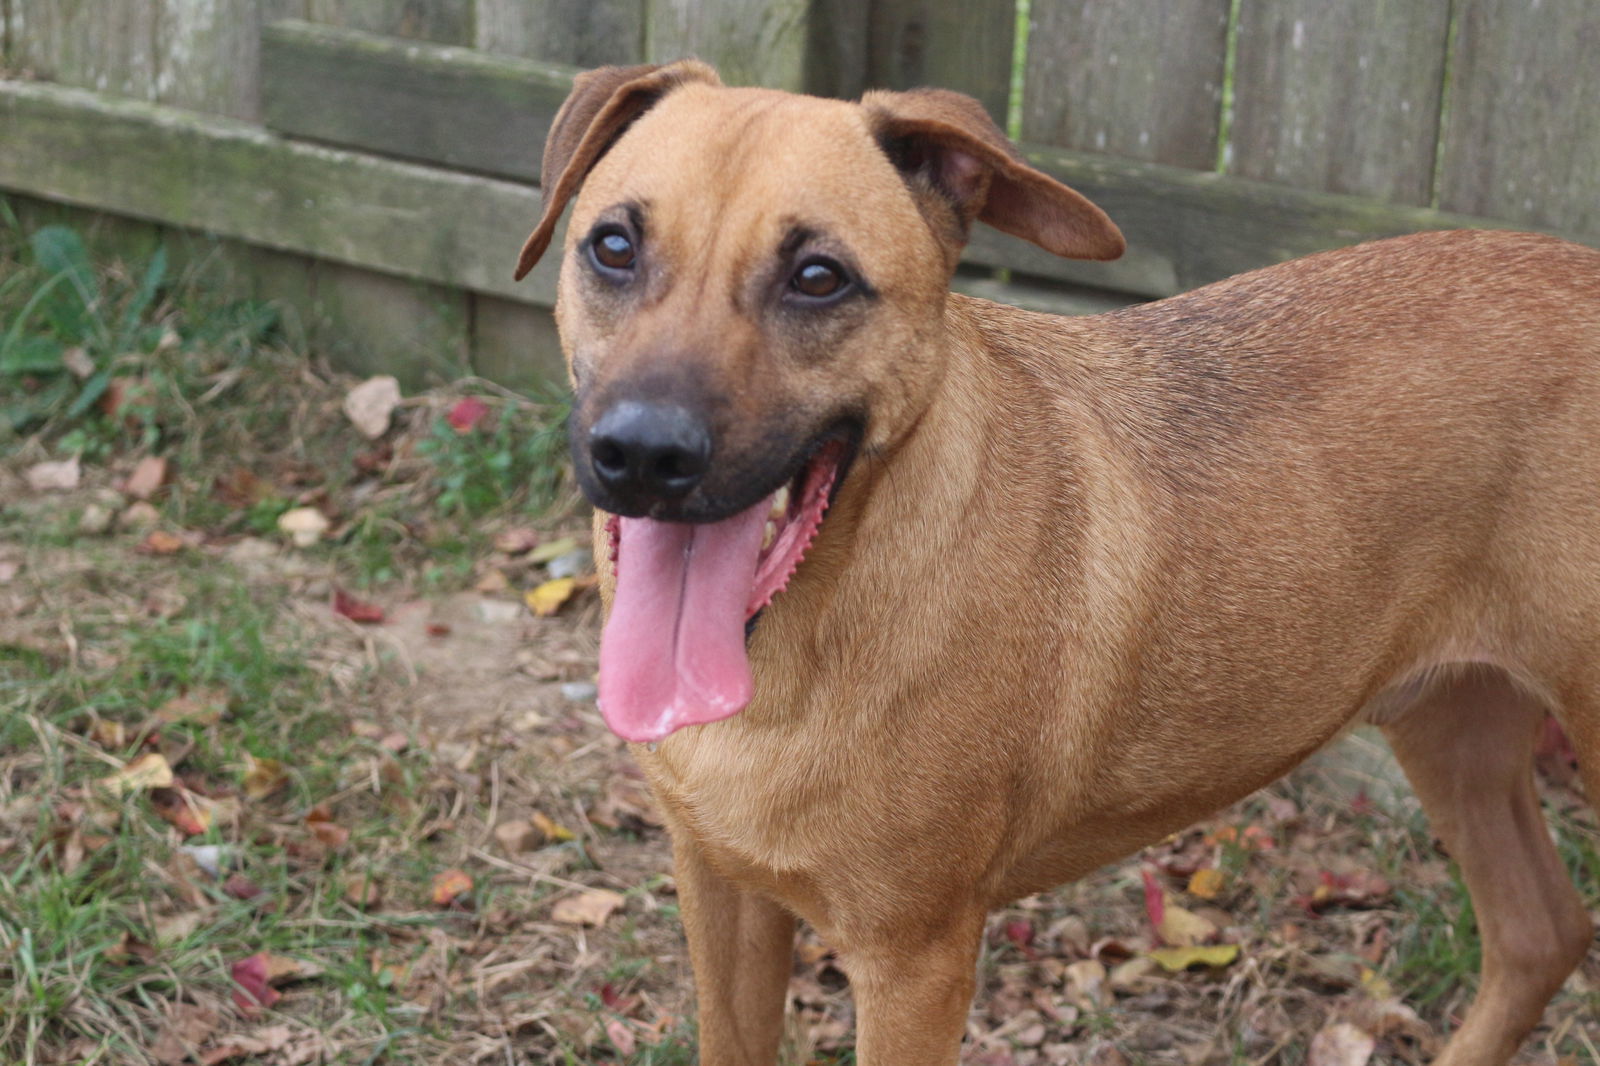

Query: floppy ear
[514,60,722,281]
[862,87,1124,262]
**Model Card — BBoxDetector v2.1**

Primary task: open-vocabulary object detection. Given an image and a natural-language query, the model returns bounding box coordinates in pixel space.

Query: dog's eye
[790,258,849,300]
[590,228,636,272]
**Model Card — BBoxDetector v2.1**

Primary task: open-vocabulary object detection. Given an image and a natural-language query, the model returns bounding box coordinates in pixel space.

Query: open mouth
[596,433,854,743]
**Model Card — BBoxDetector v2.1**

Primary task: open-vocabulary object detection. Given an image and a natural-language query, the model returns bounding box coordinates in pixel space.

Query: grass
[3,214,1599,1064]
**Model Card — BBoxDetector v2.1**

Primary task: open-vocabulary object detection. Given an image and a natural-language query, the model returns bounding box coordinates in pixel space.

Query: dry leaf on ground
[99,752,174,796]
[526,578,577,617]
[342,375,402,439]
[431,868,473,907]
[332,588,385,624]
[1308,1021,1376,1066]
[446,396,491,433]
[241,755,288,800]
[552,888,625,927]
[125,455,169,499]
[26,457,80,492]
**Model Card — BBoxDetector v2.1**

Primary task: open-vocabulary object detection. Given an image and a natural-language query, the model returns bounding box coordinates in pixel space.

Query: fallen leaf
[1147,943,1241,972]
[332,587,385,624]
[342,375,402,439]
[475,567,510,593]
[0,560,17,584]
[87,718,128,749]
[61,345,95,379]
[26,456,80,492]
[124,455,169,500]
[224,872,265,901]
[552,888,625,927]
[120,500,160,529]
[156,689,227,726]
[527,536,579,564]
[605,1018,637,1056]
[139,529,186,555]
[1308,1021,1376,1066]
[431,868,474,907]
[530,810,576,843]
[1187,867,1226,900]
[149,1001,219,1065]
[231,953,282,1016]
[305,805,349,848]
[1061,958,1108,1010]
[241,755,288,800]
[150,786,211,836]
[276,507,329,548]
[525,577,577,617]
[99,752,174,797]
[446,396,491,433]
[493,820,540,854]
[494,527,540,554]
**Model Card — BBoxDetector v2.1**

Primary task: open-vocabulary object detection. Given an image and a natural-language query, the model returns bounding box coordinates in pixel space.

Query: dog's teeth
[769,486,789,520]
[762,520,777,550]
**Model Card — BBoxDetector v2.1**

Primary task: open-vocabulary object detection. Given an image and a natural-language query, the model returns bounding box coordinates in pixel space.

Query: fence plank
[261,21,571,183]
[646,0,811,90]
[1437,0,1600,237]
[0,79,558,307]
[10,0,161,98]
[866,0,1014,121]
[305,0,472,44]
[1023,0,1229,170]
[157,0,262,119]
[959,140,1585,297]
[475,0,644,67]
[1228,1,1448,204]
[472,296,568,391]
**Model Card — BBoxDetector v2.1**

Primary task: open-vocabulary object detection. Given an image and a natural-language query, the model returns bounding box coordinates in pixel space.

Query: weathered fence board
[866,0,1014,120]
[261,21,569,182]
[0,79,558,308]
[1023,0,1230,170]
[475,0,644,67]
[1229,0,1449,204]
[305,0,472,44]
[473,295,568,391]
[645,0,812,90]
[10,0,162,99]
[963,142,1553,297]
[1437,0,1600,237]
[158,0,262,119]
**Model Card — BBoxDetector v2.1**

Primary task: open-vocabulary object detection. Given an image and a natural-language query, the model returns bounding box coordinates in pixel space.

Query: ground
[2,220,1599,1066]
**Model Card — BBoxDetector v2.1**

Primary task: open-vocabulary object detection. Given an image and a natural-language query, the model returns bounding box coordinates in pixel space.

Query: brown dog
[513,61,1600,1065]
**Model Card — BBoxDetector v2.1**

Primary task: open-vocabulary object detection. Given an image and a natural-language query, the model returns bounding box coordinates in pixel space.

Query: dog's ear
[514,60,722,281]
[862,88,1124,262]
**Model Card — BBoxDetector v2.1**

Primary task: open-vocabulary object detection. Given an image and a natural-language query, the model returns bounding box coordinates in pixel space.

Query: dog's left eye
[790,258,850,301]
[589,227,637,273]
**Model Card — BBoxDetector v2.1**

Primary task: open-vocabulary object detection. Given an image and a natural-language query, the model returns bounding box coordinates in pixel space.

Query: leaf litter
[1,335,1596,1066]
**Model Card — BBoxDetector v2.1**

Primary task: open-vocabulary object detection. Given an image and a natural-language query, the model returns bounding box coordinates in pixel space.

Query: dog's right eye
[589,228,637,273]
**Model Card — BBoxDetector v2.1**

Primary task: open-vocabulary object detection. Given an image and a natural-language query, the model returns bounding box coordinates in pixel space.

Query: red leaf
[1141,868,1165,930]
[332,588,385,624]
[230,953,281,1016]
[223,873,265,901]
[1002,918,1037,959]
[446,397,491,433]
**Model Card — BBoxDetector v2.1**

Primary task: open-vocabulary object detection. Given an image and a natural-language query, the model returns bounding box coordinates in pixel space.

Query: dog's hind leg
[1381,671,1593,1066]
[673,834,795,1066]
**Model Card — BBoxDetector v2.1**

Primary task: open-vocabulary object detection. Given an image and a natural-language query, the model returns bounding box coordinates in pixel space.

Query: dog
[512,60,1600,1066]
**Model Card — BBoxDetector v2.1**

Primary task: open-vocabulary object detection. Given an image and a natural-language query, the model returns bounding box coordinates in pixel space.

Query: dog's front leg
[673,833,795,1066]
[846,909,986,1065]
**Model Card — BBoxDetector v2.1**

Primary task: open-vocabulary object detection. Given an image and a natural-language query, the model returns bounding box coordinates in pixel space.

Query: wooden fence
[1,0,1597,387]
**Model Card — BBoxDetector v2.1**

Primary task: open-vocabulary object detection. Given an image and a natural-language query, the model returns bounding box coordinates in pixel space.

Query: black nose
[588,400,712,504]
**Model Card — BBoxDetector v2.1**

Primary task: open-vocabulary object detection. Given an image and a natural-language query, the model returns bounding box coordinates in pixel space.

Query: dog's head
[514,61,1123,741]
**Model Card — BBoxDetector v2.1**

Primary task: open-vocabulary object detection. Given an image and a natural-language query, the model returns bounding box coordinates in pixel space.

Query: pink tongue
[597,497,769,742]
